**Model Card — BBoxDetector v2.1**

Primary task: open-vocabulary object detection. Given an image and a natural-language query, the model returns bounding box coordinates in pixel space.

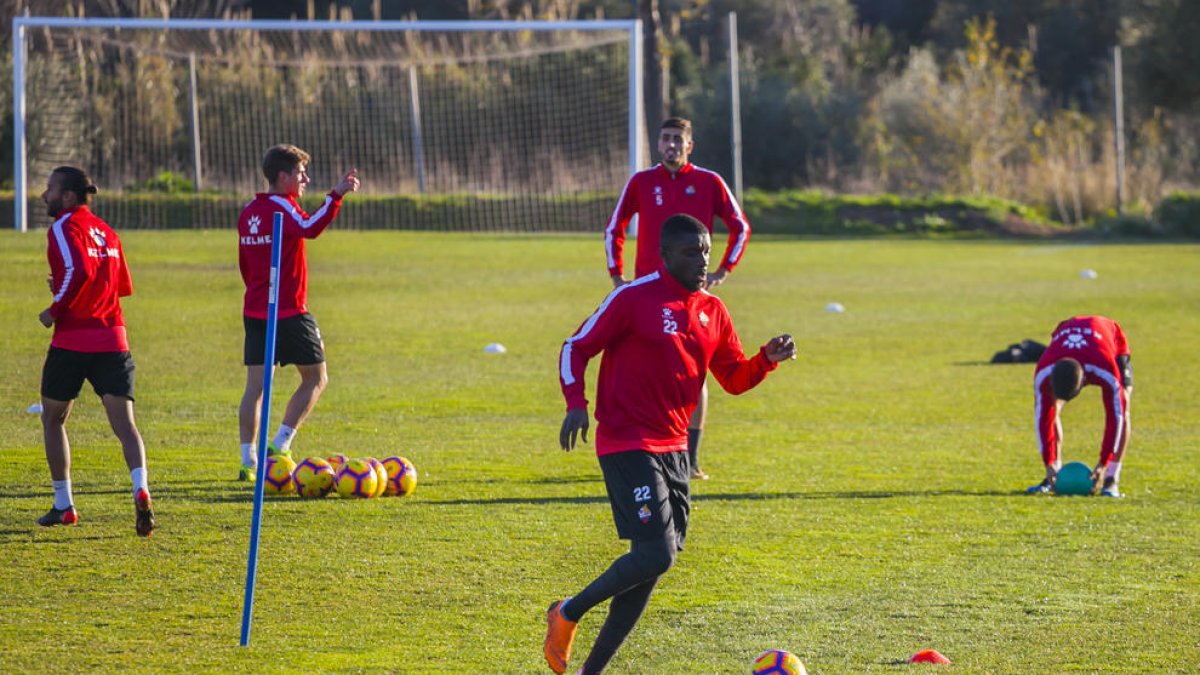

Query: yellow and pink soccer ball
[326,453,348,473]
[365,458,389,498]
[293,457,335,498]
[262,455,297,496]
[335,459,378,499]
[751,650,806,675]
[381,456,418,497]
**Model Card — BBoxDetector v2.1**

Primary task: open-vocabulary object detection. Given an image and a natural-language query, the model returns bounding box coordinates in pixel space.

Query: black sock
[562,537,675,623]
[687,428,702,470]
[580,578,659,674]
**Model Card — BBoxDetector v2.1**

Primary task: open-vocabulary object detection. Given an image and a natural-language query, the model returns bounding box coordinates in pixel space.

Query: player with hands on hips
[603,117,752,480]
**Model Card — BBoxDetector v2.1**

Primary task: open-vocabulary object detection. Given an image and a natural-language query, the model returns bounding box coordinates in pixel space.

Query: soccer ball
[366,457,389,498]
[335,459,379,499]
[293,457,335,498]
[381,456,418,497]
[326,453,348,473]
[751,649,807,675]
[263,455,297,496]
[1054,460,1094,496]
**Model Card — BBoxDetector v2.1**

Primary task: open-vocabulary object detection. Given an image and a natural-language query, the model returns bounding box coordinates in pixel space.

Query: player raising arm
[237,144,359,481]
[544,214,795,675]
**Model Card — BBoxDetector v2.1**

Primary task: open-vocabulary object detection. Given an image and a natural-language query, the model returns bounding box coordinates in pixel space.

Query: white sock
[131,467,148,496]
[241,443,257,467]
[52,479,73,510]
[272,424,297,452]
[1105,462,1122,482]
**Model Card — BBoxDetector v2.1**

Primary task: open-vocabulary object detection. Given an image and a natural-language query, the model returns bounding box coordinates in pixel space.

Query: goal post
[12,17,644,232]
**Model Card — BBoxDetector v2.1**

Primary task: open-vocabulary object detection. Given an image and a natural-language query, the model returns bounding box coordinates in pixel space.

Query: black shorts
[41,347,136,402]
[599,450,691,551]
[244,313,325,366]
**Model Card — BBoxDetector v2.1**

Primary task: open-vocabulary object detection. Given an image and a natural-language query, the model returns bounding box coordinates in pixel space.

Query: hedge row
[2,190,1197,237]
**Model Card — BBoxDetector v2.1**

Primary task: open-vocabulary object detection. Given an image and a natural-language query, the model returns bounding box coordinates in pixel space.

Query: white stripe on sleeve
[605,176,636,270]
[50,214,75,303]
[560,272,658,385]
[1033,365,1053,458]
[1085,364,1126,452]
[269,194,334,229]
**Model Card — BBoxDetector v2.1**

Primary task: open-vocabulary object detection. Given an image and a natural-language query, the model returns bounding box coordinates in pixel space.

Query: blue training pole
[240,212,284,646]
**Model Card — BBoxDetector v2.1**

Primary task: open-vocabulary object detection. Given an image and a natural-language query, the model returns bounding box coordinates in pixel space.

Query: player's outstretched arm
[559,408,590,451]
[610,273,628,289]
[333,168,360,197]
[763,334,797,362]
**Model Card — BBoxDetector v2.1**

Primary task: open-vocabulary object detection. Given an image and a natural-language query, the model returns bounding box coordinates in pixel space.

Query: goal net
[12,18,643,232]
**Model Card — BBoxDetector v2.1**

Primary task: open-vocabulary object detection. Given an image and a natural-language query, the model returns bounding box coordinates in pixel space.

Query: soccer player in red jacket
[237,144,359,480]
[1029,315,1132,497]
[604,117,752,481]
[36,166,155,536]
[544,214,795,675]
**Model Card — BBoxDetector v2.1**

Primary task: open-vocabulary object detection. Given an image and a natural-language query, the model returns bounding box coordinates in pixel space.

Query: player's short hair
[1051,358,1085,401]
[660,117,693,137]
[262,144,311,184]
[52,166,98,205]
[660,213,708,253]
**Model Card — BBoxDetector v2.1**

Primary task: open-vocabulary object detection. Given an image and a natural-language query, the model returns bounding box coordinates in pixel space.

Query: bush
[1156,192,1200,237]
[126,171,197,194]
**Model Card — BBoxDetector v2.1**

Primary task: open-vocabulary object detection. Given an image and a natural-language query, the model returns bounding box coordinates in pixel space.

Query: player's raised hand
[705,268,730,289]
[560,407,590,451]
[333,168,360,196]
[764,334,797,362]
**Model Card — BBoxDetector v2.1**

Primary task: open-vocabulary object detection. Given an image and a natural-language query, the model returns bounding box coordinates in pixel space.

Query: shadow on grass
[421,488,1022,507]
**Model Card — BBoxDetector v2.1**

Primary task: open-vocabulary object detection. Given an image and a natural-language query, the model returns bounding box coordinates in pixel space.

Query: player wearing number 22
[545,215,796,674]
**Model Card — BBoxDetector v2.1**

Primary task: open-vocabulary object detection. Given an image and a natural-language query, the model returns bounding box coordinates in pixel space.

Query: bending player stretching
[1029,315,1132,497]
[545,215,795,674]
[237,144,359,480]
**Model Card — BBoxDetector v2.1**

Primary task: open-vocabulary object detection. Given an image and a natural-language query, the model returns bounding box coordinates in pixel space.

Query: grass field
[1,231,1197,673]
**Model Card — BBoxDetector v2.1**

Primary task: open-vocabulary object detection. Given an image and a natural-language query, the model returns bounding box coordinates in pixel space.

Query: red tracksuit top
[239,192,343,319]
[604,162,751,279]
[1033,315,1131,467]
[45,205,132,353]
[559,267,778,456]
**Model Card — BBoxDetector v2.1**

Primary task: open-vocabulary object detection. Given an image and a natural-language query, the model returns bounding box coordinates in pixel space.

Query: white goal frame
[11,16,644,232]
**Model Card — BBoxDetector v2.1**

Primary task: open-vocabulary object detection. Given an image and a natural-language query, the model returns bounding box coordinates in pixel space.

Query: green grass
[1,231,1197,673]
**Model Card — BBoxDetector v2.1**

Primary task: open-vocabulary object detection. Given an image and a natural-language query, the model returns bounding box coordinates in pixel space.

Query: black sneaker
[1025,477,1054,494]
[37,504,79,527]
[1099,476,1123,498]
[134,489,156,537]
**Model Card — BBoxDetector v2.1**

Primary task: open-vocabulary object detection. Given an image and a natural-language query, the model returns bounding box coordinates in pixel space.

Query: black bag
[990,339,1046,364]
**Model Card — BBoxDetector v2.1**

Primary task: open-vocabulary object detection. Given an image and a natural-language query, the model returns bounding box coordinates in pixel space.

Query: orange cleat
[134,489,156,538]
[543,599,578,674]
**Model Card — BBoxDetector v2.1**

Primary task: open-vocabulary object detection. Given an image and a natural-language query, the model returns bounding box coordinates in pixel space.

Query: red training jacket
[604,162,750,279]
[45,205,132,352]
[239,192,343,319]
[559,267,778,456]
[1033,315,1131,468]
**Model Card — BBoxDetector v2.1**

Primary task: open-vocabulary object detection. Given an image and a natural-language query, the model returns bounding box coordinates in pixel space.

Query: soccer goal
[11,17,644,232]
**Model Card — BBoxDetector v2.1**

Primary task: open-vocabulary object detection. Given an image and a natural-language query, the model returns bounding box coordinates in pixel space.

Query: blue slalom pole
[240,212,284,646]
